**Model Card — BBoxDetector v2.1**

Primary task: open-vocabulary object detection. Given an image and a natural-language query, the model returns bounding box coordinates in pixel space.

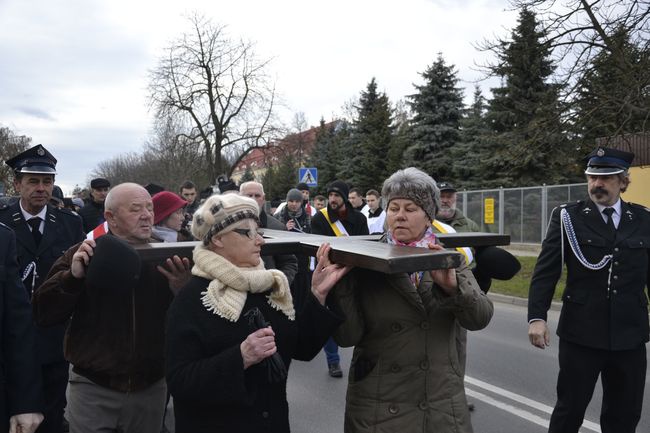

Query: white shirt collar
[594,198,621,216]
[19,200,48,221]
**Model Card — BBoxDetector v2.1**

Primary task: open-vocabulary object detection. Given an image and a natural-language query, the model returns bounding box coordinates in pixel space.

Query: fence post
[541,184,548,241]
[499,187,504,235]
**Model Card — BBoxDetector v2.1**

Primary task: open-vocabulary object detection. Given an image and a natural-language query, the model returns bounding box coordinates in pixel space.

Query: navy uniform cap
[584,146,634,176]
[5,144,57,175]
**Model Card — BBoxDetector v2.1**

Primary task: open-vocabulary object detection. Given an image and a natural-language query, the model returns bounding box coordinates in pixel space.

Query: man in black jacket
[239,181,298,285]
[311,180,368,377]
[0,224,43,433]
[78,178,110,233]
[0,145,84,433]
[528,147,649,433]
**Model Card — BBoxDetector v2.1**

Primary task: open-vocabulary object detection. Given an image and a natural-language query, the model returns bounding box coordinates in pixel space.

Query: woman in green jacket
[327,167,494,433]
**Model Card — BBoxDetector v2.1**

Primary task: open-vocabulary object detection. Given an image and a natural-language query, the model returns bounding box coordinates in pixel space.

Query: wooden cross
[135,230,510,274]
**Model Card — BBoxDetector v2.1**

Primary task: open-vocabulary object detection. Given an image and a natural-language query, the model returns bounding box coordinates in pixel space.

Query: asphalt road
[166,301,650,432]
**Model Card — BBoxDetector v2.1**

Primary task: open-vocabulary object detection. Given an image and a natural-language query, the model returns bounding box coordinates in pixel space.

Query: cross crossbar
[133,230,510,274]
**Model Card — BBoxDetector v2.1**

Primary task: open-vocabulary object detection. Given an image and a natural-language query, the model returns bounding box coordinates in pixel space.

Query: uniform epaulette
[559,200,583,209]
[55,207,78,218]
[629,202,650,212]
[0,221,9,231]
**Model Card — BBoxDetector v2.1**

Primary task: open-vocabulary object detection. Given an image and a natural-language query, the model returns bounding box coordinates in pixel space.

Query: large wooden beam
[133,229,510,274]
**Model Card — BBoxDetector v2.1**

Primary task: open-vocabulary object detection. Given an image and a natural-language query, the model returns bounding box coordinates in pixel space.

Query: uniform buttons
[388,404,399,414]
[390,363,401,373]
[587,239,592,243]
[419,401,428,411]
[419,360,429,370]
[613,275,618,280]
[614,247,619,252]
[614,261,619,266]
[391,322,402,332]
[420,321,430,330]
[262,411,269,419]
[612,290,618,295]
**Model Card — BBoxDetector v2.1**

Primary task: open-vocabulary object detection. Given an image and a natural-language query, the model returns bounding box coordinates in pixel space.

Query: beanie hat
[327,180,349,201]
[152,191,188,225]
[296,182,309,191]
[191,194,259,245]
[286,188,303,202]
[381,167,440,221]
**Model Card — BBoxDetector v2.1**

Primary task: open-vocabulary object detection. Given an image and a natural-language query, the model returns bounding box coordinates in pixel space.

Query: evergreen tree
[454,86,490,188]
[240,165,256,183]
[308,119,342,193]
[573,27,649,144]
[345,78,394,193]
[269,153,298,201]
[386,100,411,176]
[483,7,570,187]
[403,53,464,181]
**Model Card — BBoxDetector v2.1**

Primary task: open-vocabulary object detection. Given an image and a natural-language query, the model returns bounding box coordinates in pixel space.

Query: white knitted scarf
[192,245,295,322]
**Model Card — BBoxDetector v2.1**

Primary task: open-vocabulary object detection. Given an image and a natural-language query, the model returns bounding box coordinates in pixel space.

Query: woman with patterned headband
[165,193,348,433]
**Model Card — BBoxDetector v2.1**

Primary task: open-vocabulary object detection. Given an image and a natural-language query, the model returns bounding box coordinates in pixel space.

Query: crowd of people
[0,143,647,433]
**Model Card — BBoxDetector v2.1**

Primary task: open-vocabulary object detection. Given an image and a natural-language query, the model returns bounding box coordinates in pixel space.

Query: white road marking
[466,375,601,433]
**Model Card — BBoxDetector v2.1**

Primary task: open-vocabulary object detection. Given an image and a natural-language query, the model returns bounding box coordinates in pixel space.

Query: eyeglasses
[232,228,264,240]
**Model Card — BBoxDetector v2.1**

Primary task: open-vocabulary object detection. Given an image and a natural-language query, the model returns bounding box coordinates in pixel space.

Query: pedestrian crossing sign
[298,167,318,187]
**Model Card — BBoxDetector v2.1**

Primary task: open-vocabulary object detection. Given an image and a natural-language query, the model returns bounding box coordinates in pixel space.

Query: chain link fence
[458,183,588,244]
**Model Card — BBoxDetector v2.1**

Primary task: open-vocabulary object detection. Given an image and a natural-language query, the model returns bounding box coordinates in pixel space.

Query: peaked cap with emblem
[5,144,57,175]
[584,146,634,176]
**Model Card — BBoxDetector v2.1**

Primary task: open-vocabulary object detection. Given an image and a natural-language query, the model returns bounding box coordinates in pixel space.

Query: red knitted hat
[152,191,187,225]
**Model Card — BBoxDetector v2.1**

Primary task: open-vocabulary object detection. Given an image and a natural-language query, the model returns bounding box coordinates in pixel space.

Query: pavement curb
[488,292,563,312]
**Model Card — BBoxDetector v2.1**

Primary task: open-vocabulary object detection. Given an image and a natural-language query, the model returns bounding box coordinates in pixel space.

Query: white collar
[19,200,48,221]
[594,198,622,216]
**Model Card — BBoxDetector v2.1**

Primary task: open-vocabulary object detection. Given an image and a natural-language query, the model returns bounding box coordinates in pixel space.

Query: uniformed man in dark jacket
[528,146,649,433]
[0,145,84,433]
[0,224,44,433]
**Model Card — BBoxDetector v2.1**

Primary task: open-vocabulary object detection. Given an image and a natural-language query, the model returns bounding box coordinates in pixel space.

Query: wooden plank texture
[133,229,509,274]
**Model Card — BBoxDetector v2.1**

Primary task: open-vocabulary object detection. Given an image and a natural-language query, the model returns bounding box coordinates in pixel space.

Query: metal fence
[458,183,588,244]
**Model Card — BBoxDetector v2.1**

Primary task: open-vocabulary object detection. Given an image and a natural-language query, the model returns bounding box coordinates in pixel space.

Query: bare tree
[0,126,32,195]
[148,13,282,184]
[510,0,650,136]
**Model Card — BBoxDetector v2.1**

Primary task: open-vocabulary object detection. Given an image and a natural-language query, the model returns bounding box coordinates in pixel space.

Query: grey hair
[239,181,264,195]
[381,167,441,219]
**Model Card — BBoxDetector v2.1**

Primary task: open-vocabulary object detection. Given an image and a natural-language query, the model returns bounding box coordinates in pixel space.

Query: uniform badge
[37,147,45,156]
[625,210,634,221]
[597,148,605,157]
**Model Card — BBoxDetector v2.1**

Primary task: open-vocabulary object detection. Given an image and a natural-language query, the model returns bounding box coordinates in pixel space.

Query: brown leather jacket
[33,241,174,392]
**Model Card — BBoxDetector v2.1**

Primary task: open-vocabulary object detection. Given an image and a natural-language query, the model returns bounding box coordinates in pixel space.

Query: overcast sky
[0,0,518,193]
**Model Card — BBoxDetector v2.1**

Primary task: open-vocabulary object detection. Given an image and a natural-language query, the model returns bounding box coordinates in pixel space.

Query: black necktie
[602,207,616,234]
[28,217,42,245]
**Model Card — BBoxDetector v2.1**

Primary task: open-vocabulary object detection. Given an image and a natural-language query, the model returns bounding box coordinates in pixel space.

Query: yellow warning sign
[484,198,495,224]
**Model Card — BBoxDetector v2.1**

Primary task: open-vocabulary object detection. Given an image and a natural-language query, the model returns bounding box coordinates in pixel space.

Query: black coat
[77,200,104,233]
[0,202,84,364]
[0,224,43,431]
[259,210,298,285]
[528,199,650,351]
[166,276,342,433]
[311,207,369,237]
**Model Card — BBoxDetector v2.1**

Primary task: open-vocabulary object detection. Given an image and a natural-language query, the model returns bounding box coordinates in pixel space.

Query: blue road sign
[298,167,318,187]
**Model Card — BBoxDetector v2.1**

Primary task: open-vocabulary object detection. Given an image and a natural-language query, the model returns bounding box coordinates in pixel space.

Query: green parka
[331,262,493,433]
